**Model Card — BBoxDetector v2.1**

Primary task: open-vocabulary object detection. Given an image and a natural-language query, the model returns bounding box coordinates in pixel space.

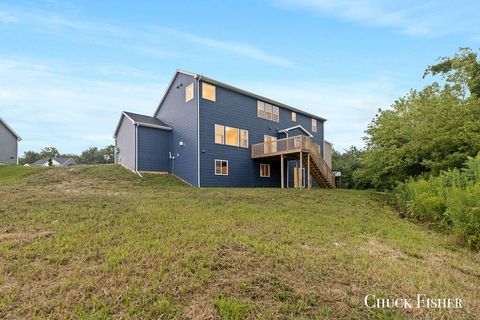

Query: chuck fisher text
[364,294,463,309]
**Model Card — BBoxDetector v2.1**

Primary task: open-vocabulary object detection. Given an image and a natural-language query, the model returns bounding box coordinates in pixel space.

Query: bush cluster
[393,154,480,250]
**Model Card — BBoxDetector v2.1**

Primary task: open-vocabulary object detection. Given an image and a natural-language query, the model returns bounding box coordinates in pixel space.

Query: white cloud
[0,6,294,68]
[273,0,479,37]
[156,27,295,68]
[0,59,165,153]
[239,77,400,150]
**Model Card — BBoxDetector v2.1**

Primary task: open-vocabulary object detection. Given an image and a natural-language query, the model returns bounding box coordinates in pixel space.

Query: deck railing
[251,135,303,158]
[251,135,336,188]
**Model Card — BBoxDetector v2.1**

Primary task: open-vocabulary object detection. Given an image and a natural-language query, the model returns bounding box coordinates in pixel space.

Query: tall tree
[424,47,480,99]
[356,48,480,190]
[332,146,365,189]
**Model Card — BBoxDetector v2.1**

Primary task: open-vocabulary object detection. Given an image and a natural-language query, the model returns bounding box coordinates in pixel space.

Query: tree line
[19,145,115,165]
[333,48,480,190]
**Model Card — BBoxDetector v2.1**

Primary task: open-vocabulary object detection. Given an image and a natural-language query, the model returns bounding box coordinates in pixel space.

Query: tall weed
[394,154,480,250]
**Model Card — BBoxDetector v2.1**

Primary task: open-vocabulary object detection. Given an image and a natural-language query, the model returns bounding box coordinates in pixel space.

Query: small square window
[202,83,216,101]
[215,160,228,175]
[291,112,296,121]
[260,164,270,177]
[185,83,194,102]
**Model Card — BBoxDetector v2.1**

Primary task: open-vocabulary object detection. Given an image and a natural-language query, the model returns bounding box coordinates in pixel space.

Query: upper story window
[257,101,279,122]
[215,124,248,148]
[202,83,216,101]
[225,126,239,147]
[215,124,225,144]
[291,112,296,121]
[185,83,194,102]
[240,129,249,148]
[312,119,317,133]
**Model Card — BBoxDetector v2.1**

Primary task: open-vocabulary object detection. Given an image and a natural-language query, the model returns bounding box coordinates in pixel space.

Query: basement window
[215,159,228,175]
[185,83,194,102]
[202,82,216,101]
[260,164,270,177]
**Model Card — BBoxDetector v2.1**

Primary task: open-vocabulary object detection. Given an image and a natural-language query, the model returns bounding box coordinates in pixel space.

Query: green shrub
[393,154,480,250]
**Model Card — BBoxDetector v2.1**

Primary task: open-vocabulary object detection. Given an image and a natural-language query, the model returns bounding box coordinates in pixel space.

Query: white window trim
[202,82,216,101]
[257,100,279,122]
[225,126,240,147]
[215,159,229,175]
[260,163,270,177]
[215,124,225,145]
[185,83,194,102]
[240,129,249,148]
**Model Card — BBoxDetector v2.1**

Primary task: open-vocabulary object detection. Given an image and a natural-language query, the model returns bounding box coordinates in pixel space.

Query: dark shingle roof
[153,70,327,122]
[124,112,171,128]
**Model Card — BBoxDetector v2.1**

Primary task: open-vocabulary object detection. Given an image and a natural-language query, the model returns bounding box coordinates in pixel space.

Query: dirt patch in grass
[0,230,54,244]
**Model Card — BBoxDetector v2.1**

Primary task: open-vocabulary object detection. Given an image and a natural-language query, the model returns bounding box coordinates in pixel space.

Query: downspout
[196,75,201,187]
[16,139,19,165]
[134,124,142,177]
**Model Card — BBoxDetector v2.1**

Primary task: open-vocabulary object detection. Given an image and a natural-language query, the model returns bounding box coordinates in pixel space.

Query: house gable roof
[153,70,327,122]
[31,157,76,166]
[0,117,21,141]
[113,111,172,138]
[277,125,313,138]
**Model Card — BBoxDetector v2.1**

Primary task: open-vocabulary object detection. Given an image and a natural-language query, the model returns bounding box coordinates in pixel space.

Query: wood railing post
[299,151,303,189]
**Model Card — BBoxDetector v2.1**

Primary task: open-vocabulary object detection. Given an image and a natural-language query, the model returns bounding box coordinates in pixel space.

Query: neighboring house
[29,157,77,167]
[0,117,21,165]
[114,70,335,188]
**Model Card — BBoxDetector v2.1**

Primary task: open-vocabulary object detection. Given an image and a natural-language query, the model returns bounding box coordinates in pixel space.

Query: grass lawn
[0,165,479,319]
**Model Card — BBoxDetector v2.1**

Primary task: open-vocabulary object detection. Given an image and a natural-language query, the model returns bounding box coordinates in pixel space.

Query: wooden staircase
[300,137,335,188]
[251,135,336,189]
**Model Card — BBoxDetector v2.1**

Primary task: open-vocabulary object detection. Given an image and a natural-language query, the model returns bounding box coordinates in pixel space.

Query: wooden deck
[251,135,336,189]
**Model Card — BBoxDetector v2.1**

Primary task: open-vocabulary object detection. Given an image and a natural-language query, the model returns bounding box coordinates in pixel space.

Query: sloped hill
[0,165,478,319]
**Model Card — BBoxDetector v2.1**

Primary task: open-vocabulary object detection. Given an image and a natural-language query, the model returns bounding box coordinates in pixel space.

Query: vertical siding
[155,73,198,186]
[137,126,170,172]
[199,82,325,187]
[0,122,18,164]
[115,116,136,170]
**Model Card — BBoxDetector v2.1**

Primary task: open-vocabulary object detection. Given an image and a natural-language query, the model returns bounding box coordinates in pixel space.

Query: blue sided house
[113,70,335,188]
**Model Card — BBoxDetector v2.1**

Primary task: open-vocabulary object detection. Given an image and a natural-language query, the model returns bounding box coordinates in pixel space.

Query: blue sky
[1,0,479,154]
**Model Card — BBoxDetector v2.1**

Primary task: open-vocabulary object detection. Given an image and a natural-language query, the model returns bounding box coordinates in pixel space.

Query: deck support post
[299,151,303,189]
[308,153,311,190]
[295,160,298,188]
[280,154,284,189]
